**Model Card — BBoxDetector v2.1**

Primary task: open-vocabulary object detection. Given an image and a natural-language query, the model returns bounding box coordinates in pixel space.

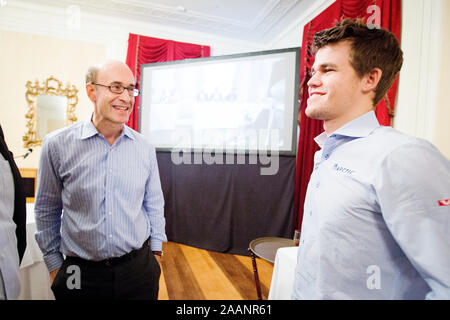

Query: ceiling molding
[12,0,305,41]
[1,0,330,45]
[48,0,300,32]
[267,0,335,47]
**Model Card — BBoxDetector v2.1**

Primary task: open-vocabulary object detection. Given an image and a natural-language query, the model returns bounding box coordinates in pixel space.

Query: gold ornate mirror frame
[23,76,78,148]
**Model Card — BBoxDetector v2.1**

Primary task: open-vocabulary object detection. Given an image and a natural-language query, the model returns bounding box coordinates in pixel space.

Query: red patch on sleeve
[438,199,450,206]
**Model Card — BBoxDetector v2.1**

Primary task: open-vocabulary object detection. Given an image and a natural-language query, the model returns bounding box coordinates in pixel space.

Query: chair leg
[248,248,262,300]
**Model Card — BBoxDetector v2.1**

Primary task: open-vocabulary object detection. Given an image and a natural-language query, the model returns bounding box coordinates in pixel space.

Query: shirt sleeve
[374,141,450,299]
[143,146,167,252]
[34,137,64,272]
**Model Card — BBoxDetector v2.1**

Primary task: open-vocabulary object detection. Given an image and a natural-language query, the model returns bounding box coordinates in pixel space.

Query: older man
[35,60,166,300]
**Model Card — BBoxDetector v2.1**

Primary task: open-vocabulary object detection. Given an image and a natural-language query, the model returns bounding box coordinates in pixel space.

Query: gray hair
[85,64,101,84]
[85,60,135,84]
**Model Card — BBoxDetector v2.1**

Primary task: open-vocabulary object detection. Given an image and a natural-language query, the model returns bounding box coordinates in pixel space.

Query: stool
[248,237,295,300]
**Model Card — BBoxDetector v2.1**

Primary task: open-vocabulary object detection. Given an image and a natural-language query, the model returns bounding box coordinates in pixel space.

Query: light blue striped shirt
[292,111,450,300]
[35,119,167,272]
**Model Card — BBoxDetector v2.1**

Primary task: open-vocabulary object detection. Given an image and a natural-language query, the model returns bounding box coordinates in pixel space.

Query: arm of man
[142,146,167,259]
[375,141,450,299]
[34,137,64,279]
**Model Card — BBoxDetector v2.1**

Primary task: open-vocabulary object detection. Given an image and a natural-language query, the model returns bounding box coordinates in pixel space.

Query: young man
[35,60,167,300]
[293,19,450,299]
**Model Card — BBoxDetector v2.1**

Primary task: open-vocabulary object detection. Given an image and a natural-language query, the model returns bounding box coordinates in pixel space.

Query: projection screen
[139,47,300,156]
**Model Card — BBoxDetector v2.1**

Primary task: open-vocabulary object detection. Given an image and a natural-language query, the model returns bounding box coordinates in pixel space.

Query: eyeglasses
[91,82,140,97]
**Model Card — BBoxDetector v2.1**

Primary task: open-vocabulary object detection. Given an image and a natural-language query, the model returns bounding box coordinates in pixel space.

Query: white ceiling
[16,0,327,44]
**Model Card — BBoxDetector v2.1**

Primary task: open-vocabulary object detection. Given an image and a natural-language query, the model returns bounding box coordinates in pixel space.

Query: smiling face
[87,60,135,130]
[306,41,369,133]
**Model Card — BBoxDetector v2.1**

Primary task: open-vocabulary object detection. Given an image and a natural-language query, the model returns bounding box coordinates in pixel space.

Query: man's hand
[154,254,161,267]
[49,268,60,285]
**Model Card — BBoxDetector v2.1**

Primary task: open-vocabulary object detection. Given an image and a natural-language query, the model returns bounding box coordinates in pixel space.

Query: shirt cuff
[150,239,163,252]
[44,252,64,272]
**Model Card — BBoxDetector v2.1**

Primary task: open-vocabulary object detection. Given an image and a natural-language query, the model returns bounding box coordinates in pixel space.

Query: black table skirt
[156,152,296,256]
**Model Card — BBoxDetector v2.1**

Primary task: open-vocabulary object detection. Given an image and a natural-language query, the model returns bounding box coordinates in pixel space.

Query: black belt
[65,238,150,267]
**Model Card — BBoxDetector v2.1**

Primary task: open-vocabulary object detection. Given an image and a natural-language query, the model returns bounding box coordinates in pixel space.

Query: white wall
[395,0,450,158]
[434,0,450,158]
[0,30,106,169]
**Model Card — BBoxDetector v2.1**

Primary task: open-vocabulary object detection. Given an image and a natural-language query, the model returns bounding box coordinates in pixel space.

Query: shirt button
[109,169,113,173]
[316,182,320,188]
[324,154,329,159]
[109,234,112,238]
[108,211,112,215]
[309,211,312,216]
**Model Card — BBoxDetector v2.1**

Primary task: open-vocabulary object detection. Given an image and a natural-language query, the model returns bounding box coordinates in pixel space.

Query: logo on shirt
[333,163,355,175]
[438,199,450,207]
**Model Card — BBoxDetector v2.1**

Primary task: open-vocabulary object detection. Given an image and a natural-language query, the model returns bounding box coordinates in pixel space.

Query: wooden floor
[158,242,274,300]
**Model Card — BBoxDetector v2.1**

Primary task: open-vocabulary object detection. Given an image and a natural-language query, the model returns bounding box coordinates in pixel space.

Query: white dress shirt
[292,111,450,299]
[0,154,20,299]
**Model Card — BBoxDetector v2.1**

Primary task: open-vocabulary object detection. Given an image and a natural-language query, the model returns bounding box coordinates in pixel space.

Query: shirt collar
[80,119,98,140]
[314,111,380,148]
[121,125,135,140]
[80,116,135,141]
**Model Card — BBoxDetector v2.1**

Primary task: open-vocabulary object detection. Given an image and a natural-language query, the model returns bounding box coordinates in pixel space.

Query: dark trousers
[51,241,161,300]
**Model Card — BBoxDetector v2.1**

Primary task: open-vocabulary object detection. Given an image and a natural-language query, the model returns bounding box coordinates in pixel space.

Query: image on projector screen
[140,48,298,154]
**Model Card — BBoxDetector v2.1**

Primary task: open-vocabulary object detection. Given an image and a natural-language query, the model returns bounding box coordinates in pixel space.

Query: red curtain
[125,34,211,130]
[294,0,402,231]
